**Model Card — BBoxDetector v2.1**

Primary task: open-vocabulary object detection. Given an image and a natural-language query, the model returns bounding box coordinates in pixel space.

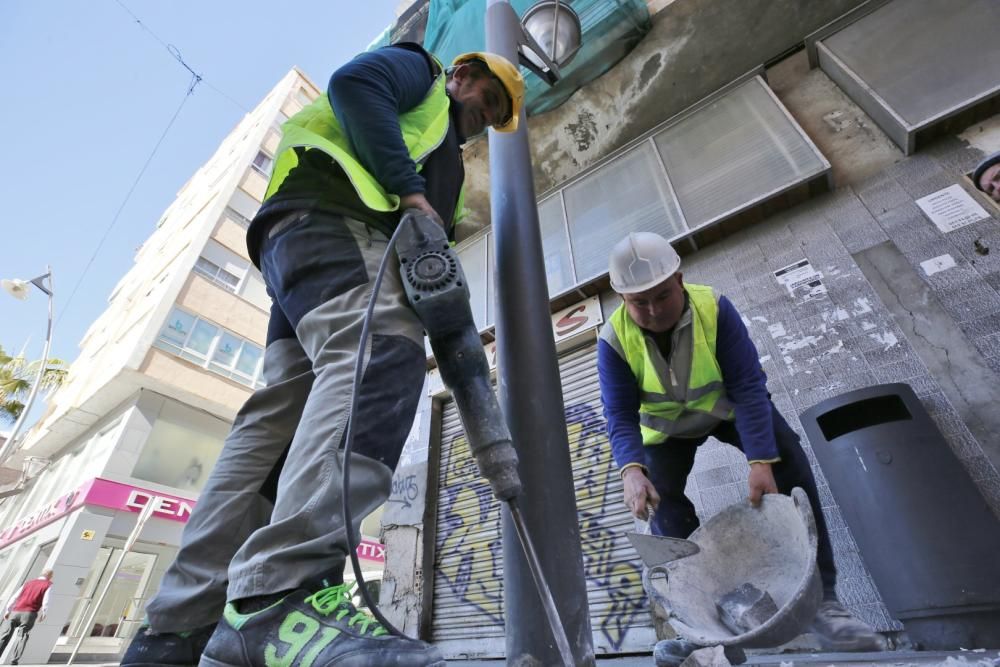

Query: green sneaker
[199,580,444,667]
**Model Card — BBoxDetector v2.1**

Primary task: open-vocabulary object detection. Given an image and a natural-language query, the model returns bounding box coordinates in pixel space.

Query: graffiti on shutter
[431,343,656,657]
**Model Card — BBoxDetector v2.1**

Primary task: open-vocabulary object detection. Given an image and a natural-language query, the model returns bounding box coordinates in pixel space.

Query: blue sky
[0,0,401,425]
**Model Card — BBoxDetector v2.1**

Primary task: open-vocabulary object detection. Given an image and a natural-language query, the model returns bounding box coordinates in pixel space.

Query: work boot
[121,622,217,667]
[809,599,885,652]
[198,573,444,667]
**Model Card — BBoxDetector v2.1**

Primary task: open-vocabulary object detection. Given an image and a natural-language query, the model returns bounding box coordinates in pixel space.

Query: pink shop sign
[85,479,195,522]
[1,478,387,563]
[0,481,90,550]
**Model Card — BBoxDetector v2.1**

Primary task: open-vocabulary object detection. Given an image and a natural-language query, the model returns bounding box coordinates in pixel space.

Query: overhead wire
[56,76,198,328]
[57,1,250,325]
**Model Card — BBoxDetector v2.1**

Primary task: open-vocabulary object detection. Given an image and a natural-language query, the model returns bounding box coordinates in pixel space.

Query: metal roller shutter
[431,340,656,658]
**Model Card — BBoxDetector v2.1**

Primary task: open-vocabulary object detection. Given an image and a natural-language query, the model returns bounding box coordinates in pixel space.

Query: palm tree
[0,345,67,424]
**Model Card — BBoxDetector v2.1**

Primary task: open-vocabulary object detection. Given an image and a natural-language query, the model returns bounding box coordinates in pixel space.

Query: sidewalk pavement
[446,648,1000,667]
[15,648,1000,666]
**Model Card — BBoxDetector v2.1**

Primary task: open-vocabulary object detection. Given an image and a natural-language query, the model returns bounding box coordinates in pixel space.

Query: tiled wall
[676,136,1000,632]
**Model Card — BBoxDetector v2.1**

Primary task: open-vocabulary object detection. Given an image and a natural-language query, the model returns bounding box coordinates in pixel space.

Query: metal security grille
[430,342,657,658]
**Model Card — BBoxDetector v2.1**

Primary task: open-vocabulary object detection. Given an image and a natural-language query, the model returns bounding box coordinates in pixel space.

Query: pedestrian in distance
[0,569,53,665]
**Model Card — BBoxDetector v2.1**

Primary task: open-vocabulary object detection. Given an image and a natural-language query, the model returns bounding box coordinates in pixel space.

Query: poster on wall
[915,184,990,233]
[773,259,827,303]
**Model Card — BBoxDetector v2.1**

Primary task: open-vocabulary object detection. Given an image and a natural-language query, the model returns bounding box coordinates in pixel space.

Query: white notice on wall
[915,184,990,233]
[920,254,957,277]
[773,259,827,302]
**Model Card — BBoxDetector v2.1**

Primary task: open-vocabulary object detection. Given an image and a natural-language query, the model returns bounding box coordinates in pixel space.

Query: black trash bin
[800,383,1000,649]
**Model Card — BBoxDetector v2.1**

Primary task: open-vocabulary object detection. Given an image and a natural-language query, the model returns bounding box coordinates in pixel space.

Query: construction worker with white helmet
[124,43,523,667]
[598,231,883,652]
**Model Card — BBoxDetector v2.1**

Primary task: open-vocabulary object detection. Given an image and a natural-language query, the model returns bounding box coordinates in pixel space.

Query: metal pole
[67,498,157,665]
[0,268,54,466]
[485,3,595,664]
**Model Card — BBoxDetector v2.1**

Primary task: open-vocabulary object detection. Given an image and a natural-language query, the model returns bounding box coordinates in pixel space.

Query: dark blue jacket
[248,43,464,265]
[597,295,778,467]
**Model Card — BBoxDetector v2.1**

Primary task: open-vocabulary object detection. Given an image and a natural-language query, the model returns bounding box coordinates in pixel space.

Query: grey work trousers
[146,212,425,632]
[0,611,37,664]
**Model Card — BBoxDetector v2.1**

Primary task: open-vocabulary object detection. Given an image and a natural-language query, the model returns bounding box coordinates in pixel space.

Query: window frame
[155,307,265,388]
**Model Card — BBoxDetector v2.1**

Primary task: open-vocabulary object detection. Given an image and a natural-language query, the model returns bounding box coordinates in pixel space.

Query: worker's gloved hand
[623,467,660,520]
[400,192,446,229]
[747,462,778,507]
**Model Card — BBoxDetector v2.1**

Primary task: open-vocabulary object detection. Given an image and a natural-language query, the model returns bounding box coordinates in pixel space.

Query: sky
[0,0,402,427]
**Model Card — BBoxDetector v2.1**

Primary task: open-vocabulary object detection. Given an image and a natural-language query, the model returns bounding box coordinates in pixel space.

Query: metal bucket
[643,487,822,649]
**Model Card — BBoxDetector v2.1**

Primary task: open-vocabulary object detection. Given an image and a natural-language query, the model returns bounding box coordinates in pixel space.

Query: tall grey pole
[0,267,54,466]
[485,2,595,664]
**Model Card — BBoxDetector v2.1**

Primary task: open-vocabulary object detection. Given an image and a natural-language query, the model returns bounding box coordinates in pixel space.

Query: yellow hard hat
[452,52,525,133]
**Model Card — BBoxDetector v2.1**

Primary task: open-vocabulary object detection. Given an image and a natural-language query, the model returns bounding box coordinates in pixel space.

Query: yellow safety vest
[601,284,735,445]
[264,55,465,225]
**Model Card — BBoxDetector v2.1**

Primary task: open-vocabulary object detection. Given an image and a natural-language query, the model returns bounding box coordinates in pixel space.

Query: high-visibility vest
[601,283,734,445]
[264,54,465,225]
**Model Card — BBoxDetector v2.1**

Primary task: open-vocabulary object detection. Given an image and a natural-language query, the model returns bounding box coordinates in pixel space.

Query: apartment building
[0,67,384,664]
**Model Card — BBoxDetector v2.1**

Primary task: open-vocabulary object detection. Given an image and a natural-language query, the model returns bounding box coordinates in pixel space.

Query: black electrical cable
[341,220,410,637]
[57,77,198,328]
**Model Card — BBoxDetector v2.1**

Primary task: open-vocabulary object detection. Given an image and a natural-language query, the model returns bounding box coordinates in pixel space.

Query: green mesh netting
[423,0,650,115]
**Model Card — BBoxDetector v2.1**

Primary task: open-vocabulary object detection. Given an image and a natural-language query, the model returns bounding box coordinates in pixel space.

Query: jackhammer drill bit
[396,210,576,667]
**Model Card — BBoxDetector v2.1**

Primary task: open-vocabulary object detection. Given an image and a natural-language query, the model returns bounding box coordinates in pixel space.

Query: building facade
[378,0,1000,658]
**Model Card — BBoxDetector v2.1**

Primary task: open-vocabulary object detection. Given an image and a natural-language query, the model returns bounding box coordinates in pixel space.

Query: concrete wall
[459,0,869,234]
[176,274,268,344]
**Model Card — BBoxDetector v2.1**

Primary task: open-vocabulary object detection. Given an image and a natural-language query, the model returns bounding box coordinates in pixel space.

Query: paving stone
[898,171,961,200]
[974,475,1000,516]
[887,152,946,183]
[824,369,878,395]
[780,366,829,392]
[693,465,737,489]
[816,481,836,509]
[943,292,1000,323]
[960,311,1000,339]
[935,277,1000,307]
[923,135,987,174]
[836,223,890,254]
[871,360,929,384]
[972,333,1000,358]
[862,338,916,367]
[837,573,882,607]
[961,454,1000,484]
[855,175,912,216]
[904,374,940,396]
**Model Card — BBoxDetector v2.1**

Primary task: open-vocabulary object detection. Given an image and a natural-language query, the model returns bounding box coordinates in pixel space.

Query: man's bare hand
[748,462,778,507]
[400,193,445,229]
[623,467,660,520]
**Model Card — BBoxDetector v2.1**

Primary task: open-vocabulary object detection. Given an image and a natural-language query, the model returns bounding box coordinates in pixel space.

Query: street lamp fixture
[496,0,582,86]
[0,268,55,468]
[521,1,583,73]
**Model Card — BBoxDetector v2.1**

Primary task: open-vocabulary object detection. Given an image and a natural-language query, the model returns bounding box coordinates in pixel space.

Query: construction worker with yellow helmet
[124,43,523,667]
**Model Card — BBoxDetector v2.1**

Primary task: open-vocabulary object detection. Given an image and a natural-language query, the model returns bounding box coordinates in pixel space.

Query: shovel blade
[627,531,700,566]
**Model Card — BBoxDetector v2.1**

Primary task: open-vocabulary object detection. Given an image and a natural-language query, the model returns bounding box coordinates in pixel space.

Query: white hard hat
[609,232,681,294]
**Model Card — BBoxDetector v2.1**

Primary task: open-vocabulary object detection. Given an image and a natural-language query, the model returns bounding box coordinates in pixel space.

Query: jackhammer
[341,209,575,666]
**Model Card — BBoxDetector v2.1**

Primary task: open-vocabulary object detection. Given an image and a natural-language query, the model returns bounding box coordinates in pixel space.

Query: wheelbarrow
[642,487,823,653]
